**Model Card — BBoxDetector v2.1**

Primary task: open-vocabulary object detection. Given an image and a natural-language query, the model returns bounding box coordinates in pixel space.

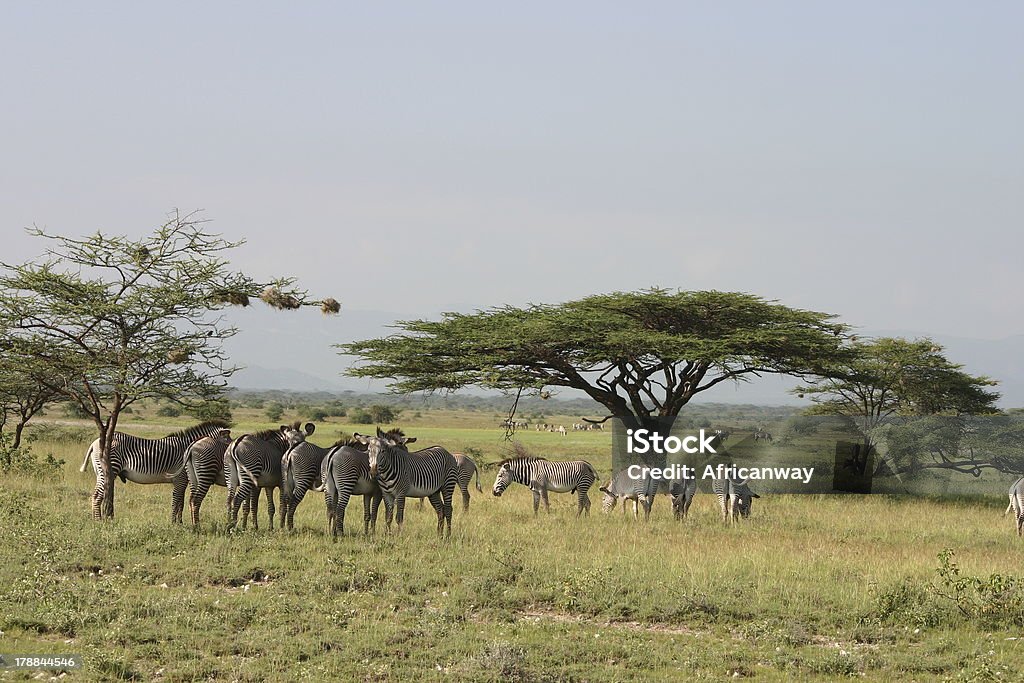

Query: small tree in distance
[0,211,339,518]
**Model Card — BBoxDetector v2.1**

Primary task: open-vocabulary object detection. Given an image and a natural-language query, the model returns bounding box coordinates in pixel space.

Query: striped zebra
[669,474,697,521]
[280,438,337,532]
[353,427,459,537]
[322,439,386,538]
[599,468,658,520]
[1005,477,1024,537]
[79,420,230,521]
[712,474,760,523]
[226,423,313,531]
[182,428,234,528]
[415,453,483,513]
[492,456,598,517]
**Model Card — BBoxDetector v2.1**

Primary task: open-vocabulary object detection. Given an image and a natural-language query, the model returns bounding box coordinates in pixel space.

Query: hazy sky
[3,2,1023,341]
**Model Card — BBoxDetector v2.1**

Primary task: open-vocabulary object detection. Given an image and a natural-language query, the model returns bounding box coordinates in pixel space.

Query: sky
[2,2,1023,351]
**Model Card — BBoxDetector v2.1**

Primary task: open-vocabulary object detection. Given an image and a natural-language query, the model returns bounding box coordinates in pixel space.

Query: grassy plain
[1,408,1023,681]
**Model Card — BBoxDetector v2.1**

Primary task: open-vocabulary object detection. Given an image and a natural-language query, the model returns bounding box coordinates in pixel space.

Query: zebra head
[731,480,760,518]
[598,484,618,513]
[280,422,315,449]
[353,427,409,478]
[492,463,514,497]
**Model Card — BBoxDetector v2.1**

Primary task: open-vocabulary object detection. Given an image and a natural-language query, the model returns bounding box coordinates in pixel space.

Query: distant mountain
[228,365,349,392]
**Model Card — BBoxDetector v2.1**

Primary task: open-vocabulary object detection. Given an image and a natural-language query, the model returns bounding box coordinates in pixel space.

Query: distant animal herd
[77,419,1023,537]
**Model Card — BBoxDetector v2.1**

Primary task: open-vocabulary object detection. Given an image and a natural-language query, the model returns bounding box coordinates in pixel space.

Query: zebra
[415,453,483,513]
[669,473,697,521]
[712,475,760,523]
[492,456,598,517]
[321,438,386,538]
[182,427,234,528]
[226,422,313,531]
[599,467,658,520]
[279,438,335,532]
[753,428,773,443]
[353,427,459,537]
[1005,477,1024,537]
[79,420,230,521]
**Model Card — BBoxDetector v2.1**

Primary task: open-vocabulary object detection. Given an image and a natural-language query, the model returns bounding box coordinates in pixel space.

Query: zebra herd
[78,420,765,536]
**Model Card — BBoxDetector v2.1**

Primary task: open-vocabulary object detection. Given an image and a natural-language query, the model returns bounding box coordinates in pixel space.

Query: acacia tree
[793,337,1000,475]
[0,334,58,449]
[0,212,339,518]
[340,289,851,453]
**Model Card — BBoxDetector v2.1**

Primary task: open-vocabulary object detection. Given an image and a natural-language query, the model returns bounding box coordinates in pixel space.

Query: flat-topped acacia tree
[339,289,852,451]
[0,211,340,518]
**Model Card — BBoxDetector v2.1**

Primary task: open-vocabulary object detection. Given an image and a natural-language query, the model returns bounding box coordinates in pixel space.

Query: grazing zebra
[669,474,697,521]
[322,439,387,538]
[226,423,313,531]
[79,420,230,521]
[354,427,459,537]
[182,428,233,528]
[492,456,598,517]
[599,467,658,520]
[1006,477,1024,537]
[753,429,772,443]
[712,475,760,522]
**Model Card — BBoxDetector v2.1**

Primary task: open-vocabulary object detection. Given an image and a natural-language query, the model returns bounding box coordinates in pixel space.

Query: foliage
[0,212,335,518]
[0,431,63,475]
[155,405,182,418]
[189,398,233,424]
[341,289,850,427]
[877,414,1024,476]
[264,402,285,421]
[932,549,1024,626]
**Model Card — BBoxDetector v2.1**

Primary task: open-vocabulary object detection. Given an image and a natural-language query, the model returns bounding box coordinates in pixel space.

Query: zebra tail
[184,448,198,489]
[474,465,482,493]
[79,442,96,473]
[227,438,259,490]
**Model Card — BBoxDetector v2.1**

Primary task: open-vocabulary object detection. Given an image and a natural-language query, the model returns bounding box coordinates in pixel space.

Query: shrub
[265,403,284,421]
[189,398,232,423]
[156,405,181,418]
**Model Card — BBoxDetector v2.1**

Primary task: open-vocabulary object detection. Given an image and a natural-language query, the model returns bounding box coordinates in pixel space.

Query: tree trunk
[13,421,25,450]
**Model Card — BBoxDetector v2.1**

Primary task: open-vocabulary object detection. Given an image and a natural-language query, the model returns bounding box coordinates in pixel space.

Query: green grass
[2,413,1024,681]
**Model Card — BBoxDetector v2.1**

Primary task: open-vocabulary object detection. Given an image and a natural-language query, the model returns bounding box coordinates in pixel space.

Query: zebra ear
[751,492,761,498]
[352,433,369,444]
[404,437,417,444]
[279,425,289,433]
[376,426,386,438]
[304,423,315,435]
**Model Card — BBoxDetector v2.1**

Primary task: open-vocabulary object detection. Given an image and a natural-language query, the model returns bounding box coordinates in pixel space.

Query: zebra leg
[542,488,551,514]
[367,493,383,535]
[427,491,444,535]
[171,471,187,525]
[250,488,261,531]
[531,487,541,516]
[381,492,396,532]
[442,482,455,538]
[189,482,211,529]
[460,480,470,513]
[265,487,276,531]
[395,495,408,532]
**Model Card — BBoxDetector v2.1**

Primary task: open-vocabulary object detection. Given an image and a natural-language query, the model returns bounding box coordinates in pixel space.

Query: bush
[306,407,330,422]
[367,405,399,423]
[189,398,232,423]
[156,405,181,418]
[61,402,90,419]
[0,432,64,475]
[265,403,284,421]
[350,408,373,424]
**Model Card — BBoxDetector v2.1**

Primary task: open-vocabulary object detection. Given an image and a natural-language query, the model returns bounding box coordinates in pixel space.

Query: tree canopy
[340,289,851,427]
[0,211,337,517]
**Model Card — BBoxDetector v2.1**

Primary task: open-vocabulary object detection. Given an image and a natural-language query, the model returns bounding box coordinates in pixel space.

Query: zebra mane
[252,427,286,441]
[496,456,547,468]
[333,437,367,450]
[164,420,230,440]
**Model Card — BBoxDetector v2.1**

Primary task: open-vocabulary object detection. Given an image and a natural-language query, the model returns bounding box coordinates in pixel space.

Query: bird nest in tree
[210,290,251,307]
[321,298,341,314]
[167,349,190,364]
[260,286,301,310]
